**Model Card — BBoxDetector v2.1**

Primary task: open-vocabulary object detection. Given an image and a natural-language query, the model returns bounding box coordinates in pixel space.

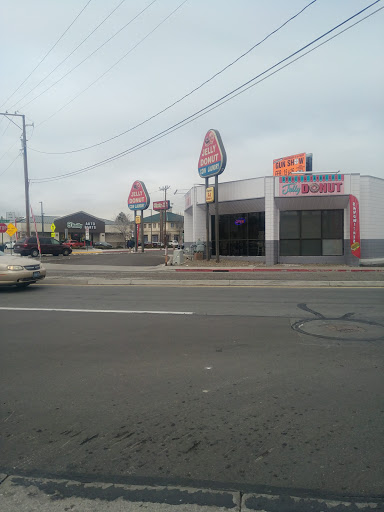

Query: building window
[280,210,343,256]
[153,235,158,242]
[211,212,265,256]
[171,222,175,228]
[143,224,147,228]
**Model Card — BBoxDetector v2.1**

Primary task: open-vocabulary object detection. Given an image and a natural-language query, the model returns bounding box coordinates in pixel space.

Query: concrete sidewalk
[1,474,382,512]
[41,261,384,287]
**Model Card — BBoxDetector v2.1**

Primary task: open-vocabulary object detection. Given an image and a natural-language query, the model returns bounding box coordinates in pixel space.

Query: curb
[0,474,382,512]
[42,278,384,287]
[176,267,384,273]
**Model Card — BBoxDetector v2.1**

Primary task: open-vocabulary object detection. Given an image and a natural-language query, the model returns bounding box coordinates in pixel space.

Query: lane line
[0,307,194,315]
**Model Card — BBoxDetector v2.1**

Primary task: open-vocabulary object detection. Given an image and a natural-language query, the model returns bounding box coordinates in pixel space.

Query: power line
[17,0,159,111]
[9,0,127,110]
[30,0,319,154]
[0,0,94,110]
[30,3,383,184]
[0,140,19,162]
[0,152,21,178]
[33,0,189,128]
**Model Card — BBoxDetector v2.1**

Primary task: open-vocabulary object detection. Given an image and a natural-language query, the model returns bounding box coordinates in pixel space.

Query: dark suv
[14,237,72,257]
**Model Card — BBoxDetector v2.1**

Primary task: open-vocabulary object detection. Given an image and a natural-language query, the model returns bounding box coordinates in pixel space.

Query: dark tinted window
[28,237,37,243]
[322,210,343,238]
[280,210,344,256]
[280,211,300,238]
[301,210,321,239]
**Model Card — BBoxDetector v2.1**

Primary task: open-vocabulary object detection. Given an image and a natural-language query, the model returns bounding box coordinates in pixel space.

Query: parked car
[64,239,85,248]
[93,241,113,249]
[0,250,46,287]
[14,237,72,257]
[4,241,16,249]
[169,240,179,248]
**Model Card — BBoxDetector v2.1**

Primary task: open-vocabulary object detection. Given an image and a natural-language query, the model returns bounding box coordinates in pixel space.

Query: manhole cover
[292,318,384,342]
[326,323,366,333]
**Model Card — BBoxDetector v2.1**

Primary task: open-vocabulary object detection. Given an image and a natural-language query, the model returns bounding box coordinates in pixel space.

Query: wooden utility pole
[0,112,31,235]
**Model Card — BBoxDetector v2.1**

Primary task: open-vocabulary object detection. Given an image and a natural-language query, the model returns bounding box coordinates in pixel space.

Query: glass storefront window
[301,210,321,239]
[280,211,300,238]
[322,239,343,256]
[212,212,265,256]
[280,210,343,257]
[322,210,343,238]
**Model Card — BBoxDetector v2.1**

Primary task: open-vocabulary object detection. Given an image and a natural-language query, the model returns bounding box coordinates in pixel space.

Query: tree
[115,212,133,241]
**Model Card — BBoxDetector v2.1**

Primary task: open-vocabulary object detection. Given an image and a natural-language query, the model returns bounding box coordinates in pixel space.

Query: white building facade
[184,173,384,266]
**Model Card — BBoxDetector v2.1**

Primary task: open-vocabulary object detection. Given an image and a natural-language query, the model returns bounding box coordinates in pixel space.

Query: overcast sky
[1,0,383,221]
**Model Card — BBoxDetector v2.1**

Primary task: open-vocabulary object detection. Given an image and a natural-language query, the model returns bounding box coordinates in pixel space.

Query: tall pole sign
[128,180,150,253]
[198,129,227,263]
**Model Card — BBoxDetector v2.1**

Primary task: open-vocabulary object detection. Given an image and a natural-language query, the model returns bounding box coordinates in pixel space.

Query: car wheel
[62,248,70,256]
[31,249,39,258]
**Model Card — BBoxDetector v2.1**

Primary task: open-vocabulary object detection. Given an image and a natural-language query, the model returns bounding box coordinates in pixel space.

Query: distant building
[142,212,184,244]
[8,209,184,248]
[8,211,126,248]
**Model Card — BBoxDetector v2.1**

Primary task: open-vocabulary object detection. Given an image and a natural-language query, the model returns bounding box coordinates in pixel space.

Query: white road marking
[0,307,194,315]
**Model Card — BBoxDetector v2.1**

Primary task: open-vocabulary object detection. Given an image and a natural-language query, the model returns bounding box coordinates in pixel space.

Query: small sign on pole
[206,187,215,203]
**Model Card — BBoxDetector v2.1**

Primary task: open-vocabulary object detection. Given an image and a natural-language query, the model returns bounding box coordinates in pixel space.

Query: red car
[64,239,85,248]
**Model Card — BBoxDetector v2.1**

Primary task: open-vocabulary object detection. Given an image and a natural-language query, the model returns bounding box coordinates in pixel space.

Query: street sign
[135,216,141,224]
[51,232,56,238]
[51,222,56,232]
[153,200,170,211]
[6,223,17,237]
[206,187,215,203]
[198,129,227,178]
[128,181,150,211]
[85,226,90,240]
[0,223,7,233]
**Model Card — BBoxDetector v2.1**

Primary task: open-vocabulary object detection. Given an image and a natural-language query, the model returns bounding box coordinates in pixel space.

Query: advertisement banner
[273,153,306,176]
[279,174,344,197]
[350,195,361,258]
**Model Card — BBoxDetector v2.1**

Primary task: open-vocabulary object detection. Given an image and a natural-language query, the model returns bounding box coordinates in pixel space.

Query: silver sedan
[0,251,46,288]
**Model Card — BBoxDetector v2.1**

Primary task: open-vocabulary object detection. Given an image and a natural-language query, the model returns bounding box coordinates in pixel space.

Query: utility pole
[39,201,44,235]
[159,185,170,265]
[0,112,31,236]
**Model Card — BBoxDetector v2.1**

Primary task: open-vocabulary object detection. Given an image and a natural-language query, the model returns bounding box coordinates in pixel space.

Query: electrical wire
[17,0,159,111]
[0,0,94,110]
[30,3,383,184]
[9,0,127,109]
[2,119,12,136]
[30,0,319,154]
[0,140,19,162]
[32,0,189,127]
[0,152,21,178]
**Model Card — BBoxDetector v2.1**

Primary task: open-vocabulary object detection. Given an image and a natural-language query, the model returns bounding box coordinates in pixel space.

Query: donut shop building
[184,173,384,266]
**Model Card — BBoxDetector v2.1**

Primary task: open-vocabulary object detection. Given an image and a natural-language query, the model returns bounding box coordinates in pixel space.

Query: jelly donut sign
[198,129,227,178]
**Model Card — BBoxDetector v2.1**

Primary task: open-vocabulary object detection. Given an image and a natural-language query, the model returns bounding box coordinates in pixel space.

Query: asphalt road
[1,285,383,498]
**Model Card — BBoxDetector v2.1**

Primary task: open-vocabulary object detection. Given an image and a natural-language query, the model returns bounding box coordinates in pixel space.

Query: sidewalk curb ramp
[0,474,382,511]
